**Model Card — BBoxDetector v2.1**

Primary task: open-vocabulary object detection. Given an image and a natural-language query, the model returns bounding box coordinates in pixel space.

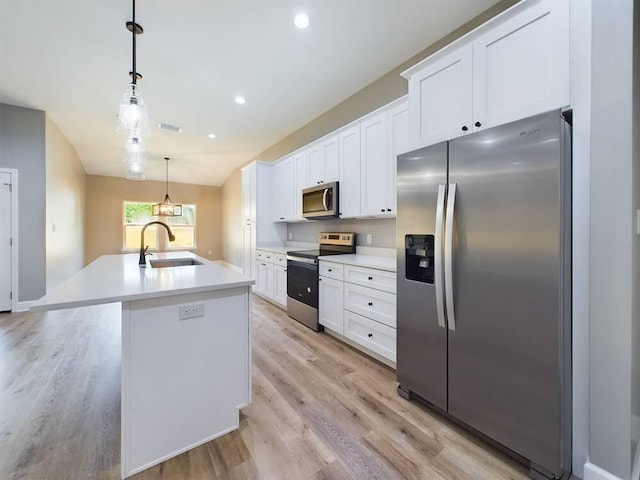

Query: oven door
[302,182,339,219]
[286,256,318,308]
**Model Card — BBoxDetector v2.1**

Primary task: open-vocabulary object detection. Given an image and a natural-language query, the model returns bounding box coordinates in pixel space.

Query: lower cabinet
[319,276,344,334]
[254,250,287,309]
[319,260,397,364]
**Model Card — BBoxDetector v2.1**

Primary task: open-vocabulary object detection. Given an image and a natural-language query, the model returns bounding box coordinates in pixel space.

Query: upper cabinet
[307,135,340,187]
[273,156,295,222]
[241,163,256,224]
[403,0,570,150]
[338,125,361,218]
[361,100,408,217]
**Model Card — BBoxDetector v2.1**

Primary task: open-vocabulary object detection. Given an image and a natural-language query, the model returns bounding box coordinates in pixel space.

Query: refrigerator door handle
[445,183,457,331]
[434,184,446,329]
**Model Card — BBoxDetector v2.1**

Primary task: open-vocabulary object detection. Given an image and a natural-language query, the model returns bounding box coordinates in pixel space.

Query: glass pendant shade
[117,84,150,137]
[126,160,146,180]
[123,136,147,164]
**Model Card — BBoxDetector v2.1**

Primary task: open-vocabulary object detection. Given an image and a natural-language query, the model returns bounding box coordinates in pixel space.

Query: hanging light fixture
[118,0,150,178]
[152,157,182,216]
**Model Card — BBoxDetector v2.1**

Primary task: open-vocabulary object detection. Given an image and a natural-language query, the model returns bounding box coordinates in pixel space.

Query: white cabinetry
[273,157,295,222]
[319,260,397,364]
[241,162,285,279]
[319,275,344,334]
[254,249,287,308]
[403,0,570,150]
[294,151,308,220]
[338,125,361,218]
[360,101,408,217]
[307,135,340,187]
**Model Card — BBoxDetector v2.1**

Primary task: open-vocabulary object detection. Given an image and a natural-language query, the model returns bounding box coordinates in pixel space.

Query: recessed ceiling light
[234,96,246,105]
[207,133,216,139]
[294,13,309,29]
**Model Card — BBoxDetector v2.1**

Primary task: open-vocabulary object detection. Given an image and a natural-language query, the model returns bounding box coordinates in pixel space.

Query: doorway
[0,169,17,312]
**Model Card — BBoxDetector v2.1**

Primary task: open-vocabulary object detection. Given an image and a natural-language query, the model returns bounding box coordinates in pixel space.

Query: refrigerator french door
[396,110,571,480]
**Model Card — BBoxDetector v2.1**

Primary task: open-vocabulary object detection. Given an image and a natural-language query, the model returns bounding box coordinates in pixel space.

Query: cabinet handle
[261,263,266,266]
[368,276,373,280]
[280,217,284,220]
[284,269,287,272]
[386,208,391,212]
[318,278,322,281]
[461,125,468,132]
[475,121,482,127]
[380,209,385,213]
[368,302,373,306]
[328,269,332,272]
[368,333,373,338]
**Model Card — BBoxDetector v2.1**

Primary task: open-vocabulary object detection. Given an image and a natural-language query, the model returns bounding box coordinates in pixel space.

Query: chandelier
[152,157,182,216]
[117,0,150,180]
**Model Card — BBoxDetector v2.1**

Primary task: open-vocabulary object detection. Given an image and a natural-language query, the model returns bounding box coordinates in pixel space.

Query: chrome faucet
[139,221,176,266]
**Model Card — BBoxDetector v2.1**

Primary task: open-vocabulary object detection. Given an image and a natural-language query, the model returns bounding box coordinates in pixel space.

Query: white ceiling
[0,0,497,186]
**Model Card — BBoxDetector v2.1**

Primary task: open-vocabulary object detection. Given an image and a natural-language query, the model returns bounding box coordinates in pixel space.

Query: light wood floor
[0,296,534,479]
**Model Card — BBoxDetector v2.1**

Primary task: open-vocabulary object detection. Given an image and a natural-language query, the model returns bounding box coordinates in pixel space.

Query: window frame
[122,201,197,253]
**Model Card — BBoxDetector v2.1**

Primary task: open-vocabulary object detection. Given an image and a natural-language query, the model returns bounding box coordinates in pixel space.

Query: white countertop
[256,242,317,255]
[30,251,254,312]
[318,254,397,272]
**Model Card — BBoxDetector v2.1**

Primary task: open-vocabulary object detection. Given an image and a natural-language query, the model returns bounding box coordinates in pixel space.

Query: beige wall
[220,0,517,265]
[45,116,86,291]
[85,175,222,265]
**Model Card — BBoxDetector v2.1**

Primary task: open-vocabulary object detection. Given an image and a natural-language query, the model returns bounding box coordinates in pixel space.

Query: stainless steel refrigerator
[396,110,571,480]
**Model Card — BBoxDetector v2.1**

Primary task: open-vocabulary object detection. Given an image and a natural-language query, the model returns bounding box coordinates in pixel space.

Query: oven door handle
[287,255,318,265]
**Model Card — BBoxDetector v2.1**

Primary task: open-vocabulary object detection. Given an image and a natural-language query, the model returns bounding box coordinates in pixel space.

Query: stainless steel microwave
[302,182,339,219]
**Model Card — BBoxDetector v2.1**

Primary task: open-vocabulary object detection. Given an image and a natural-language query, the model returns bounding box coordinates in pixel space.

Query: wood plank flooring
[0,296,533,479]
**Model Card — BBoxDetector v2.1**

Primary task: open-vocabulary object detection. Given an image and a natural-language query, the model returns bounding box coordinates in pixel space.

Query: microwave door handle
[322,188,329,211]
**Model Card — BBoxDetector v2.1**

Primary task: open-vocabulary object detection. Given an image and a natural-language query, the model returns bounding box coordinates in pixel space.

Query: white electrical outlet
[179,302,205,320]
[288,232,293,240]
[366,234,372,245]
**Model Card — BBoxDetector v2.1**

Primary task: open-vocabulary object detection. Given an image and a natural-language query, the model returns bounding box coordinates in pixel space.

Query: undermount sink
[149,258,204,268]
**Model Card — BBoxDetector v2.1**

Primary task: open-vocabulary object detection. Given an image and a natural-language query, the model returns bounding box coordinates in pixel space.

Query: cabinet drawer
[274,253,287,266]
[344,283,396,328]
[344,310,396,363]
[344,265,396,293]
[264,251,275,263]
[319,261,344,280]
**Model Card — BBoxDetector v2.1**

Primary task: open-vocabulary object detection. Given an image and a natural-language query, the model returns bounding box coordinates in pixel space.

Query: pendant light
[152,157,182,216]
[118,0,150,178]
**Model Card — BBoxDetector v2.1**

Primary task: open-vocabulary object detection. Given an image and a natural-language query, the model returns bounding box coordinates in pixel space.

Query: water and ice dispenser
[404,235,434,284]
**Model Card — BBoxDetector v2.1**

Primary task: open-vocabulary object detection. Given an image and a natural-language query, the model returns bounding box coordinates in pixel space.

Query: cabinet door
[472,0,570,130]
[338,125,361,218]
[322,135,340,183]
[307,143,324,186]
[274,265,287,306]
[319,276,344,334]
[241,163,256,223]
[274,157,295,222]
[256,260,268,294]
[360,112,388,216]
[386,102,409,215]
[242,224,256,279]
[265,263,275,299]
[408,43,473,149]
[273,162,286,221]
[294,151,307,220]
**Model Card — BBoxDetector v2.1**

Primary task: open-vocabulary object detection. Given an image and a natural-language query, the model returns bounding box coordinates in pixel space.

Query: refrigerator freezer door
[447,110,567,476]
[396,141,448,410]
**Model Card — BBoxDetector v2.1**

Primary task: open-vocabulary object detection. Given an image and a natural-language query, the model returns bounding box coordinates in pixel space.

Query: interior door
[447,111,567,476]
[0,173,11,311]
[396,142,448,410]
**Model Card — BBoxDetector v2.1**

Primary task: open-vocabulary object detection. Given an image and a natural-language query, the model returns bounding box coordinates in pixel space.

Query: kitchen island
[31,252,254,479]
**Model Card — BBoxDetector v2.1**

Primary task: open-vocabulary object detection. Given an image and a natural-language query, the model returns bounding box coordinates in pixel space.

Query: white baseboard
[584,462,622,480]
[213,260,243,273]
[14,301,33,312]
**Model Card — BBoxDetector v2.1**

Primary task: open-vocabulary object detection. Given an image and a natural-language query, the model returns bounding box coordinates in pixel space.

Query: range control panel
[319,232,355,246]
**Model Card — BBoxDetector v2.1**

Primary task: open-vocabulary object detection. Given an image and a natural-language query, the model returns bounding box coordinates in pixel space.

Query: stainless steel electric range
[286,232,356,331]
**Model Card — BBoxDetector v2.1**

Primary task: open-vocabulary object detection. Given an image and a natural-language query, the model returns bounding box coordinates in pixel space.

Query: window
[124,201,196,251]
